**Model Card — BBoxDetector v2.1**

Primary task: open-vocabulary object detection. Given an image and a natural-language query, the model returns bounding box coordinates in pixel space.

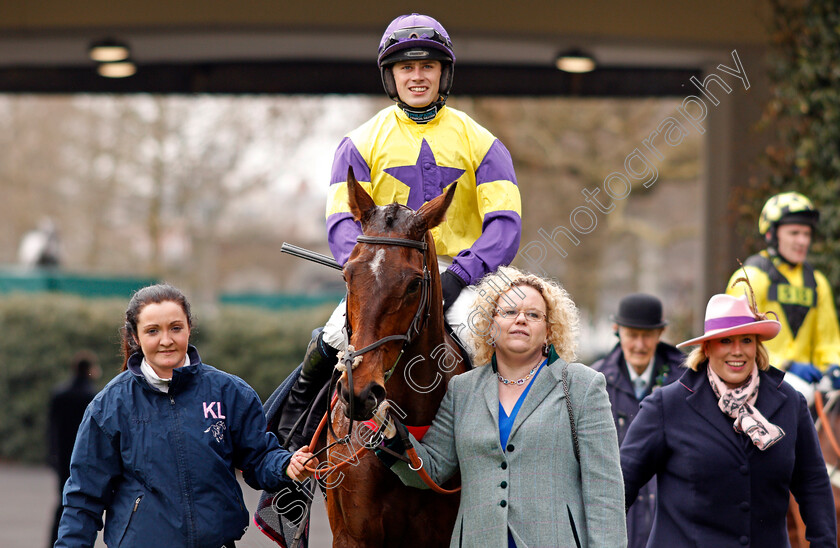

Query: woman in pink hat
[620,292,836,547]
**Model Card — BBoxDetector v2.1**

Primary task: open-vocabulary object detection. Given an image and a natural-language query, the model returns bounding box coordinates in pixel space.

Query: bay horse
[313,169,468,547]
[787,390,840,547]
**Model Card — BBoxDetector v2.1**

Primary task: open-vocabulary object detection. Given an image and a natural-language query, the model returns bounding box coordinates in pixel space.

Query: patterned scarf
[706,365,785,450]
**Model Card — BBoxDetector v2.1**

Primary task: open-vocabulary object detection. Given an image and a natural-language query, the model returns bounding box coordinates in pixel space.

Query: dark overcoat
[592,341,683,548]
[621,365,836,547]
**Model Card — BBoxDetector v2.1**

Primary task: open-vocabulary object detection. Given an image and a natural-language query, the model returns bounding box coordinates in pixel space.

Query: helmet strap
[381,62,453,124]
[397,96,447,124]
[766,239,800,267]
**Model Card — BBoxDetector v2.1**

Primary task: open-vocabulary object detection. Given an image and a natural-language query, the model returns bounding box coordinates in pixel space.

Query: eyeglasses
[495,308,547,322]
[382,27,452,50]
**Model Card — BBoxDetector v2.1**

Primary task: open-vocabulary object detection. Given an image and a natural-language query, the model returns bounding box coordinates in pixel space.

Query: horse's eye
[406,278,422,294]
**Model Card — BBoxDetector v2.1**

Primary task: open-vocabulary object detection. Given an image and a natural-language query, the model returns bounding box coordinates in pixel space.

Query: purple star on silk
[384,139,465,210]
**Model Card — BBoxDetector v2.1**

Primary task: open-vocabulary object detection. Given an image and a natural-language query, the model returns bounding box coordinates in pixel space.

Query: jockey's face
[134,300,191,379]
[775,223,812,265]
[392,60,442,108]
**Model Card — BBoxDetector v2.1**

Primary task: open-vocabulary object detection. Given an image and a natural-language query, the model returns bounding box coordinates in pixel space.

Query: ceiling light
[555,49,596,73]
[96,61,137,78]
[89,38,130,63]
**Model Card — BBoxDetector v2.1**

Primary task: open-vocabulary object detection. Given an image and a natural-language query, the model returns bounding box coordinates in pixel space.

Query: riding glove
[826,364,840,390]
[372,420,409,468]
[787,361,823,384]
[441,270,467,313]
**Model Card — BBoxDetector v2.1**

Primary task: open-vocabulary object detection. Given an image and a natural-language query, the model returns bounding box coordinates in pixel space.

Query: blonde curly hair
[465,266,579,365]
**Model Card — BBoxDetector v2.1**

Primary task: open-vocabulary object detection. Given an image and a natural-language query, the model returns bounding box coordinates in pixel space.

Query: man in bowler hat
[592,293,683,548]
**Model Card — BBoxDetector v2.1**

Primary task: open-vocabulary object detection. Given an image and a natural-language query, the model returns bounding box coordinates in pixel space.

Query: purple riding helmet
[377,13,455,109]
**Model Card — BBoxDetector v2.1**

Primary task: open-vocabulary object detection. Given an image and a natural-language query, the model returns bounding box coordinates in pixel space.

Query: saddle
[255,363,324,548]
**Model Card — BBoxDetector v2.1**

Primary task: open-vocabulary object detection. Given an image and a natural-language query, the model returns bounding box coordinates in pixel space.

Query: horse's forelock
[384,204,401,228]
[365,203,417,236]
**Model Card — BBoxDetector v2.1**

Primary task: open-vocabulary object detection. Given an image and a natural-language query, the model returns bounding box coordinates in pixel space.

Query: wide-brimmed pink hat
[676,293,781,348]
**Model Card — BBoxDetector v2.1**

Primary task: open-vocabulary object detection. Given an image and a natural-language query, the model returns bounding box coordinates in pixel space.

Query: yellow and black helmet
[758,191,819,236]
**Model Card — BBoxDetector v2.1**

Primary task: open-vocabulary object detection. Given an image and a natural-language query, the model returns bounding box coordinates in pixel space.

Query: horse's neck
[387,328,463,427]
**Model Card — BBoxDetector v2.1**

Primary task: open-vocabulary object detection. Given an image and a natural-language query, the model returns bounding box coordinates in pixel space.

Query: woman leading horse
[378,266,627,548]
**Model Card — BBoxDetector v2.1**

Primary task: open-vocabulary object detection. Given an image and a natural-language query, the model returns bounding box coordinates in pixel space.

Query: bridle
[340,235,431,374]
[301,231,460,494]
[318,232,432,465]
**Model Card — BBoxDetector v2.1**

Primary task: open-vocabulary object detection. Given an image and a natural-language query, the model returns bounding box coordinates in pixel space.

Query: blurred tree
[456,96,702,334]
[0,97,73,263]
[746,0,840,309]
[0,93,701,324]
[0,95,377,301]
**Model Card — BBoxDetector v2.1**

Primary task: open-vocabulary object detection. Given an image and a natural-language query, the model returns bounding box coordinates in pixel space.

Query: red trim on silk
[406,424,431,441]
[362,420,431,441]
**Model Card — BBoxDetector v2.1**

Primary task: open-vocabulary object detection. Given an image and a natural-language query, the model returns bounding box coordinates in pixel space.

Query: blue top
[498,359,546,548]
[499,360,546,449]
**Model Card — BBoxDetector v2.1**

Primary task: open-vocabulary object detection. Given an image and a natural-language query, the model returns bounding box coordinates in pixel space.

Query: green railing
[219,292,344,310]
[0,268,157,298]
[0,268,343,309]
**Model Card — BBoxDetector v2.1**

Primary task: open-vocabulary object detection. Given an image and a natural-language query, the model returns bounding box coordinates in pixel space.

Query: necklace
[497,359,544,386]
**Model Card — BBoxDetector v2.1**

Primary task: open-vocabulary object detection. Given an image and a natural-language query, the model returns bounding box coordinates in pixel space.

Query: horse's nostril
[343,382,388,420]
[369,384,387,407]
[339,382,351,404]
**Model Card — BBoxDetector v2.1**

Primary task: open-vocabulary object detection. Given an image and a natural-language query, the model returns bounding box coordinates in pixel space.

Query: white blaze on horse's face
[369,249,386,282]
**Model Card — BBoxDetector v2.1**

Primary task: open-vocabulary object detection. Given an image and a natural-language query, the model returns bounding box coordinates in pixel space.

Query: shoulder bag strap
[562,363,580,462]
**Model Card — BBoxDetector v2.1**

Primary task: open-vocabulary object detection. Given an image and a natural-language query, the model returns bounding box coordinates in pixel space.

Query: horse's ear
[417,182,457,231]
[346,166,375,223]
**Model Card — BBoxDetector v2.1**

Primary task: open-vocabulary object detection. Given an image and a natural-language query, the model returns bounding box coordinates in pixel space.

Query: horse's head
[337,166,456,421]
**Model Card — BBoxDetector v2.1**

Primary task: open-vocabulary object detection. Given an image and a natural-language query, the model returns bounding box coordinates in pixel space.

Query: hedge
[0,293,332,464]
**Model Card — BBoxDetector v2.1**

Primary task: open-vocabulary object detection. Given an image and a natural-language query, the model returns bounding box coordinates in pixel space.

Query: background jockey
[726,191,840,403]
[275,13,522,450]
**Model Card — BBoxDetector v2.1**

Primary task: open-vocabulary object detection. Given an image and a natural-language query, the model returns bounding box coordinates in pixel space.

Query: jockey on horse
[725,192,840,403]
[274,13,523,453]
[725,192,840,547]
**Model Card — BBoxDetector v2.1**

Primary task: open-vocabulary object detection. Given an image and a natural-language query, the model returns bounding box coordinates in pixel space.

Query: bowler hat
[676,294,781,348]
[611,293,668,330]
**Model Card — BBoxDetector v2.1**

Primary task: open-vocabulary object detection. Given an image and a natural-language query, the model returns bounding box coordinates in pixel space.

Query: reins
[403,443,461,494]
[302,393,368,477]
[302,401,460,494]
[815,390,840,460]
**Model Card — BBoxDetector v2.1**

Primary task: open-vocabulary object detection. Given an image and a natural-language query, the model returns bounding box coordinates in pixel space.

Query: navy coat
[57,347,294,548]
[592,342,683,548]
[621,365,836,547]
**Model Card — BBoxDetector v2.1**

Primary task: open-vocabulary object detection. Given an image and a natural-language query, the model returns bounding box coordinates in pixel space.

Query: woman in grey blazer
[381,266,626,548]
